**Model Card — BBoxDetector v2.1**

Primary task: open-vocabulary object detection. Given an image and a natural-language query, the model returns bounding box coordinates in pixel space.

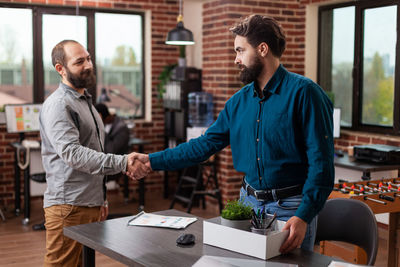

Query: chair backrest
[315,198,378,265]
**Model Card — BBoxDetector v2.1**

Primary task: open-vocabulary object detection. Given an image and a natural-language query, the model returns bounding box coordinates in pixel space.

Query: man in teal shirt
[129,15,334,253]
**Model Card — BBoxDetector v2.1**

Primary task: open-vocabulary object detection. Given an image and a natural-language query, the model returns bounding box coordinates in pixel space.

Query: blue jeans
[239,187,316,251]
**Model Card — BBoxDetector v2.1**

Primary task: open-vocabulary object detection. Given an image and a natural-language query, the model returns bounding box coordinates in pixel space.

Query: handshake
[125,152,152,180]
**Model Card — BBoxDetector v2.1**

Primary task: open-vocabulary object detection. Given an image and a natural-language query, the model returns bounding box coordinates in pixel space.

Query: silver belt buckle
[254,190,263,200]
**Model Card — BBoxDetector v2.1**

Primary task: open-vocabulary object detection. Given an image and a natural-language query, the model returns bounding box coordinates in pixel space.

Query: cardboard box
[203,217,289,260]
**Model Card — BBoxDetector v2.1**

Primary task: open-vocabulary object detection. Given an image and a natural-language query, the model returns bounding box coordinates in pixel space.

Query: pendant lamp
[165,0,195,45]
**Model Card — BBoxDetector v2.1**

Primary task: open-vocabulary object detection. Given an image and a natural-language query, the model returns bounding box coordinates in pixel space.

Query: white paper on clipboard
[127,211,197,229]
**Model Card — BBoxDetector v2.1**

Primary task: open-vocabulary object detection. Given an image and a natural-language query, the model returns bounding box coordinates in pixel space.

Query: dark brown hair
[230,15,286,58]
[51,39,79,67]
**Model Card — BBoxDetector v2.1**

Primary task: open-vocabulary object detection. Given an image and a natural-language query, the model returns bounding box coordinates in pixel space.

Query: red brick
[372,138,386,144]
[386,140,400,147]
[97,2,112,8]
[357,136,371,143]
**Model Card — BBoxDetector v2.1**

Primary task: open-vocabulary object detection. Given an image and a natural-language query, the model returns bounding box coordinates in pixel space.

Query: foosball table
[326,178,400,266]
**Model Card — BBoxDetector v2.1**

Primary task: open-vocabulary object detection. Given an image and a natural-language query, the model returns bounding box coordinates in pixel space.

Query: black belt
[242,179,303,201]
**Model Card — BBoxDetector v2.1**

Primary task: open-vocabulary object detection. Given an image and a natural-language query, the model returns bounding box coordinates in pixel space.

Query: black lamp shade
[166,21,195,45]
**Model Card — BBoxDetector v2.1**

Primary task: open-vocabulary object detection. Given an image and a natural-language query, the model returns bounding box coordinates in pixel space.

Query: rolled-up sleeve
[294,83,334,223]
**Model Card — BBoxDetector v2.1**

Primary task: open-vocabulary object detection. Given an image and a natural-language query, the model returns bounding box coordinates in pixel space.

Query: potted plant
[220,199,252,231]
[157,63,177,101]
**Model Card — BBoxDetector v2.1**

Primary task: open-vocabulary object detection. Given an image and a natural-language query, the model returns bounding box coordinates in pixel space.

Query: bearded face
[238,54,264,85]
[65,66,96,89]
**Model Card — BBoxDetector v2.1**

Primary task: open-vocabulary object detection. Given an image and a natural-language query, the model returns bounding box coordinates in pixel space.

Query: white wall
[305,4,319,82]
[184,0,203,69]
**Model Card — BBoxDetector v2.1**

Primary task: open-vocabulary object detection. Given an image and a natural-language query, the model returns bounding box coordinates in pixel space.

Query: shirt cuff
[119,155,128,173]
[149,151,165,171]
[295,203,317,224]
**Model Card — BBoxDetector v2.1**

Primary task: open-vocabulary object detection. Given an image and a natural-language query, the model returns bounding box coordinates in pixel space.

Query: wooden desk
[64,209,336,267]
[128,138,151,211]
[334,153,400,180]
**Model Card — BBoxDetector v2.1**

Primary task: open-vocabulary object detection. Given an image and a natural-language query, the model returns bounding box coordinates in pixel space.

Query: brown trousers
[44,205,100,267]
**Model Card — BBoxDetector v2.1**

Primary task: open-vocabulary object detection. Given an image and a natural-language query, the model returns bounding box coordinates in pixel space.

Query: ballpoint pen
[265,213,277,229]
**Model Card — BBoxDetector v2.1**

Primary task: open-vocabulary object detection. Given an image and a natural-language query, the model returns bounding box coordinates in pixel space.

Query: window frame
[318,0,400,135]
[0,3,146,119]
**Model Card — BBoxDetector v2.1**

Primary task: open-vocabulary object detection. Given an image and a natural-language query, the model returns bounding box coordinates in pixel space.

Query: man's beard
[65,67,96,89]
[238,55,264,85]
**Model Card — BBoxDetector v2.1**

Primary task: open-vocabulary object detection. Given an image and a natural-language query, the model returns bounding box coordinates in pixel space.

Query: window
[95,13,143,118]
[0,7,33,105]
[318,1,399,134]
[0,4,145,119]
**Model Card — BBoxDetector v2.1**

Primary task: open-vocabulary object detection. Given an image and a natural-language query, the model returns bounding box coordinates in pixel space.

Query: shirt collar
[252,64,287,98]
[60,82,92,101]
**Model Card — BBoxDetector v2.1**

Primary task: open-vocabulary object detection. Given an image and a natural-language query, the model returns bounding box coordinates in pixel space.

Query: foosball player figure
[359,186,365,195]
[388,184,392,191]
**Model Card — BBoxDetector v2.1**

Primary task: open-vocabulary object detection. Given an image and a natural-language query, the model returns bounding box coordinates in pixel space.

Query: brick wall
[0,126,41,207]
[335,130,400,152]
[0,0,181,210]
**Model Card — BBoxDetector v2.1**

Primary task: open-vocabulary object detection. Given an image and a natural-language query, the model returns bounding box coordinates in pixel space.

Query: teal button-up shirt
[150,65,334,223]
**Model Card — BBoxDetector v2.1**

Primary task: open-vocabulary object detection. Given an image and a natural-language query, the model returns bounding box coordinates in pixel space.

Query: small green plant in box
[221,200,252,220]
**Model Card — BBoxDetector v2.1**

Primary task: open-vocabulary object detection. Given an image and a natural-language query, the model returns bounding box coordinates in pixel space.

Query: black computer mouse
[176,233,195,245]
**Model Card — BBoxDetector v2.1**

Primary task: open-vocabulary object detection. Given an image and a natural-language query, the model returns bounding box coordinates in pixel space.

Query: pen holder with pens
[251,213,277,235]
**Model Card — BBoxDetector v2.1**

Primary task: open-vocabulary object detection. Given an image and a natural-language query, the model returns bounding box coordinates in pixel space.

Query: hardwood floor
[0,190,220,267]
[0,190,389,266]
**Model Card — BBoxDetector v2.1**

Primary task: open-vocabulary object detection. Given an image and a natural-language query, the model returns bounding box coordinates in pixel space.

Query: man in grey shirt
[40,40,148,267]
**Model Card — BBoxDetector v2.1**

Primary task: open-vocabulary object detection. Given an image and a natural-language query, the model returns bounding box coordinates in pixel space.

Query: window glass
[42,14,87,99]
[0,8,33,105]
[95,13,143,118]
[319,6,354,127]
[361,6,396,126]
[332,7,354,127]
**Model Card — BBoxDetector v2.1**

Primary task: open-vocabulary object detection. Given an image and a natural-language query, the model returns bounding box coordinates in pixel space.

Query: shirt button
[259,177,262,180]
[257,158,260,161]
[257,138,259,142]
[257,120,260,123]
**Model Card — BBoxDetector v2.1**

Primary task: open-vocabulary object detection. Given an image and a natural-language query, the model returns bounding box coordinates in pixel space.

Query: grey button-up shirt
[40,83,127,208]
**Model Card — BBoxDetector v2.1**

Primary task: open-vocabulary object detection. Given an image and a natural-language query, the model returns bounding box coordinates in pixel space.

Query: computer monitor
[333,108,341,138]
[5,104,42,133]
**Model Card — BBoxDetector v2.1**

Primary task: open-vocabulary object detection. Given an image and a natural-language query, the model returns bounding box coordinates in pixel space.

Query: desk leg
[361,171,371,181]
[123,174,129,203]
[164,171,169,199]
[82,245,95,267]
[14,152,20,216]
[139,179,144,211]
[23,168,30,225]
[388,212,400,267]
[138,144,145,211]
